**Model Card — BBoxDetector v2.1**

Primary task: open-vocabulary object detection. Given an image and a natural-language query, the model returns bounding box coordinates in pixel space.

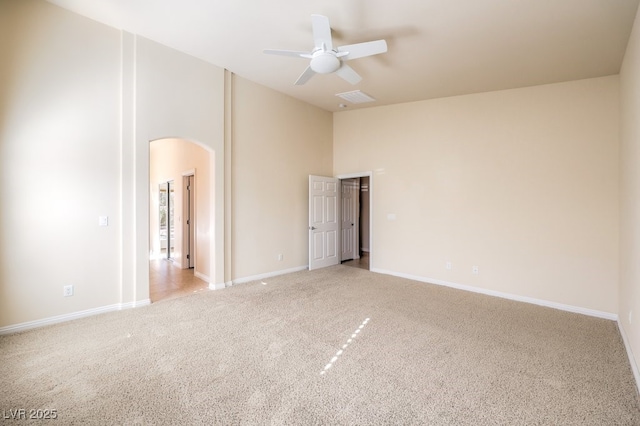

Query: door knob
[309,226,317,230]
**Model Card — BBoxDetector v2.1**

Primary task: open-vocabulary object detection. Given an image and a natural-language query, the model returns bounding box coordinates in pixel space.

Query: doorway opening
[340,176,370,271]
[149,138,210,303]
[158,180,175,260]
[183,174,195,269]
[308,173,372,272]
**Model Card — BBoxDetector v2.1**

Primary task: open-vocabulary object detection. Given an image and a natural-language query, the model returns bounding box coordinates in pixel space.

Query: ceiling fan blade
[295,66,316,85]
[264,49,312,59]
[335,63,362,85]
[311,14,333,51]
[337,40,388,61]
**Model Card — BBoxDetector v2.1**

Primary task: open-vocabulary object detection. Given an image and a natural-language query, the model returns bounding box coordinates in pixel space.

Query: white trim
[123,299,151,309]
[336,171,372,180]
[618,320,640,395]
[371,268,618,321]
[0,300,151,336]
[232,265,308,285]
[194,271,210,282]
[335,171,373,270]
[209,282,226,290]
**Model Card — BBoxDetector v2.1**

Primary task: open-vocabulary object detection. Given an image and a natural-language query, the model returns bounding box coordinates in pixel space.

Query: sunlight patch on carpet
[320,317,370,375]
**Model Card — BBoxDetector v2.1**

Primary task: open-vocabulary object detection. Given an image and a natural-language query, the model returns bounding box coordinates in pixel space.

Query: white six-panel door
[309,175,341,270]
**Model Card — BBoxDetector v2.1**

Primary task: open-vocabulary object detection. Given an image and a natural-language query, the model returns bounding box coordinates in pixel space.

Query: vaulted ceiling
[48,0,639,111]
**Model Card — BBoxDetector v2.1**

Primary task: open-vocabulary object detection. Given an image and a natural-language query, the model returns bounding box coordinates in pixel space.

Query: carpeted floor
[1,265,639,424]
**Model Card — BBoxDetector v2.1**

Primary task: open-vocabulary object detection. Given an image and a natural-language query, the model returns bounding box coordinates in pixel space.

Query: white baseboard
[121,299,151,309]
[0,299,151,336]
[209,282,226,290]
[232,265,308,286]
[617,320,640,395]
[370,268,618,321]
[194,271,210,283]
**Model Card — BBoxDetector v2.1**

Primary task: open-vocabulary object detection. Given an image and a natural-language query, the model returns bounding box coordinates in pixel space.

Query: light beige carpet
[1,265,639,424]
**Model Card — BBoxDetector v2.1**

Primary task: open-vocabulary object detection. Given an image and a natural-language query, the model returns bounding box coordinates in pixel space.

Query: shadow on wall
[0,1,49,324]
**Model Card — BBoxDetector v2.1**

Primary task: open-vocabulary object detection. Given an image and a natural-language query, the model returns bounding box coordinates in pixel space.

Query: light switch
[387,213,397,221]
[99,216,109,227]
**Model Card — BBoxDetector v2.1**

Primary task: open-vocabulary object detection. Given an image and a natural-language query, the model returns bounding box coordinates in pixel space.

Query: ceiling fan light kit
[264,14,388,86]
[310,52,341,74]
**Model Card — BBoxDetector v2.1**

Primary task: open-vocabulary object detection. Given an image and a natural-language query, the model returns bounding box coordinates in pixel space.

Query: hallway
[149,259,209,303]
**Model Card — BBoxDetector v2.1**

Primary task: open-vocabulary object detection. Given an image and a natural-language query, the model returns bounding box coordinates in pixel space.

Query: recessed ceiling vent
[336,90,376,104]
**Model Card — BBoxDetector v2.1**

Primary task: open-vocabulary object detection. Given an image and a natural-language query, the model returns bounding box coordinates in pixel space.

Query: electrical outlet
[630,310,633,324]
[445,261,452,270]
[472,266,479,275]
[63,285,74,297]
[277,254,283,261]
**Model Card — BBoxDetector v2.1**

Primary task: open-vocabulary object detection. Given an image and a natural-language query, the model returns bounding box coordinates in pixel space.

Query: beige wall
[0,0,122,326]
[231,76,333,281]
[150,138,211,279]
[334,76,620,314]
[620,5,640,384]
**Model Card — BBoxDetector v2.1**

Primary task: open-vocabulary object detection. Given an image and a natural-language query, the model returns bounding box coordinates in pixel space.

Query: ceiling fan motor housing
[263,15,387,85]
[310,51,340,74]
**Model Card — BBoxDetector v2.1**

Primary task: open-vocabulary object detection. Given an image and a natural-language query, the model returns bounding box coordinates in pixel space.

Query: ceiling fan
[264,14,388,86]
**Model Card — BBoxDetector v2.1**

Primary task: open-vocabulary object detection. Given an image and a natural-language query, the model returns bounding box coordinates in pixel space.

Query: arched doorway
[148,137,213,302]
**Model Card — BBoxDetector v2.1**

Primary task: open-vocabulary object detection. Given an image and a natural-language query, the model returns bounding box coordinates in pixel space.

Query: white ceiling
[47,0,639,112]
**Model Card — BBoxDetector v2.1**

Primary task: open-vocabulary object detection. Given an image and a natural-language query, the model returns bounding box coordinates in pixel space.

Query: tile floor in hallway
[149,259,209,303]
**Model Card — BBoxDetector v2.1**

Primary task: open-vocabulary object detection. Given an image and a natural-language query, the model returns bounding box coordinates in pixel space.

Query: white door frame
[157,178,175,261]
[341,178,360,261]
[182,169,196,270]
[336,171,373,269]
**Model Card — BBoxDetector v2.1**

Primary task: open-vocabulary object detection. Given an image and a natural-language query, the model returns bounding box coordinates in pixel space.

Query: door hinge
[187,254,190,259]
